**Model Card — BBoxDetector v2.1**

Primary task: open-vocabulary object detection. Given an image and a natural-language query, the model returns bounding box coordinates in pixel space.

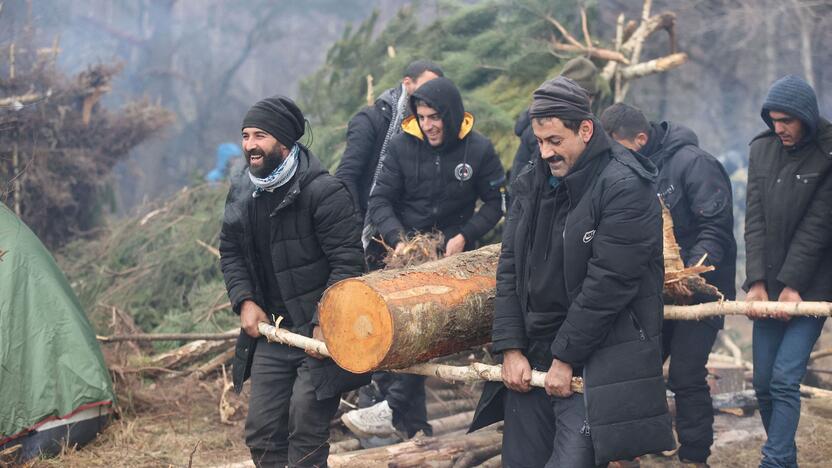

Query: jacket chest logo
[454,163,473,181]
[582,230,596,244]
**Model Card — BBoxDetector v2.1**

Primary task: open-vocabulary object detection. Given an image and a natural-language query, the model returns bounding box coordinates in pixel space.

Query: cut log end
[319,278,393,373]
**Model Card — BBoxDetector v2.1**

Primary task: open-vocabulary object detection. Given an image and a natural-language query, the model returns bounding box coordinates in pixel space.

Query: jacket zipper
[628,309,647,341]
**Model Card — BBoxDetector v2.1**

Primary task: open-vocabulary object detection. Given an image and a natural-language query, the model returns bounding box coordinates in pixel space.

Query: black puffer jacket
[368,77,506,248]
[484,128,674,464]
[645,121,737,314]
[219,146,370,398]
[335,87,399,217]
[744,118,832,300]
[509,109,537,187]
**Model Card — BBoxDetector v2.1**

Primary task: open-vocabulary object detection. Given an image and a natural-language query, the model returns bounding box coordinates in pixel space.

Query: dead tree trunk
[318,244,499,373]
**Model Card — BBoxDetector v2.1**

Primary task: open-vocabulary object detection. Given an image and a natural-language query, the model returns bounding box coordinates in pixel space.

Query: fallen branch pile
[1,38,172,248]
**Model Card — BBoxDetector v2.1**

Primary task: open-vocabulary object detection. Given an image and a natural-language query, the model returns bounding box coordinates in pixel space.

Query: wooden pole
[97,331,238,342]
[665,301,832,320]
[257,322,584,393]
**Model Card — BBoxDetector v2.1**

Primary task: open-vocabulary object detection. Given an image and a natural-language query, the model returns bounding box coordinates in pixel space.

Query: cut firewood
[451,443,502,468]
[330,438,361,454]
[327,426,503,468]
[479,454,502,468]
[427,399,477,420]
[430,411,475,436]
[192,346,235,378]
[318,244,500,373]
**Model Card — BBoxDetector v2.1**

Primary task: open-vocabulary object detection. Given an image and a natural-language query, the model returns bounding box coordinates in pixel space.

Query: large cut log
[327,426,503,468]
[318,207,717,373]
[318,244,500,373]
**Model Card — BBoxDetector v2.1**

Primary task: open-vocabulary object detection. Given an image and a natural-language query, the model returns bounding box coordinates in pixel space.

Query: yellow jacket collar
[401,112,475,142]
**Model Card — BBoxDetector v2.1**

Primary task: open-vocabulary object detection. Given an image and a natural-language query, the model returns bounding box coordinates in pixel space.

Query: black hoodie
[368,77,506,248]
[643,121,737,313]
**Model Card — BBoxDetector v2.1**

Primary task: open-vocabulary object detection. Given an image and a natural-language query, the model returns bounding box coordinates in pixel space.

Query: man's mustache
[246,149,265,158]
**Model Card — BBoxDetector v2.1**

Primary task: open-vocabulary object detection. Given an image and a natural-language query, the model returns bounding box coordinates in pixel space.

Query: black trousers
[662,319,719,463]
[245,339,340,468]
[503,388,604,468]
[358,372,432,437]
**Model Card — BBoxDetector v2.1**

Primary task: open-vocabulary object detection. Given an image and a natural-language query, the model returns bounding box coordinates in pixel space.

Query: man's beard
[246,147,283,178]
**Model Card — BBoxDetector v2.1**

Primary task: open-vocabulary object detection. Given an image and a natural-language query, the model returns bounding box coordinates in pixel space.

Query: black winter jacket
[645,122,737,317]
[482,129,674,464]
[368,77,506,248]
[219,146,370,397]
[744,118,832,301]
[509,109,537,187]
[335,87,399,217]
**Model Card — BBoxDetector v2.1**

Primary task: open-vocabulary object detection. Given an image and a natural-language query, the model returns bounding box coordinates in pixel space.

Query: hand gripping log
[257,322,584,393]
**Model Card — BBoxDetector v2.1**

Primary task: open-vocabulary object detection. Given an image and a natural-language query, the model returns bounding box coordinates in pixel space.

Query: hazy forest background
[1,0,831,337]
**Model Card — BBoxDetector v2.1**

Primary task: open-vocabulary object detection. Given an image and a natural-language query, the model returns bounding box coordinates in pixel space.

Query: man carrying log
[341,77,506,441]
[744,75,832,468]
[600,103,736,467]
[479,76,674,466]
[336,59,443,270]
[219,95,368,467]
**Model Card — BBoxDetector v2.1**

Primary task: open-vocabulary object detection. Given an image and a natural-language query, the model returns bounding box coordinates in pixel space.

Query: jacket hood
[406,77,471,148]
[515,109,531,137]
[646,121,698,170]
[761,74,820,141]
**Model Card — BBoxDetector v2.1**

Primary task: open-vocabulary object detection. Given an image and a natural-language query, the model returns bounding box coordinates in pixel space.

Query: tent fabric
[0,203,114,440]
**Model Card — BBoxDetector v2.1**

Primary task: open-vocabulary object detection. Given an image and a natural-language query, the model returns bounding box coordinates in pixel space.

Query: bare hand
[240,300,268,338]
[745,282,768,320]
[774,286,802,321]
[444,234,466,257]
[545,359,573,398]
[501,349,532,393]
[306,326,327,360]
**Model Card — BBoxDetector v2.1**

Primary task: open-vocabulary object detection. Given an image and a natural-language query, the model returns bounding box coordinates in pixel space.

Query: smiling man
[219,95,368,467]
[343,77,505,441]
[744,75,832,468]
[486,76,674,467]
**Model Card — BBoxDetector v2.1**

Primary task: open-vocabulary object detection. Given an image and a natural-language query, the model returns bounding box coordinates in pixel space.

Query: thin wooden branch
[196,239,220,259]
[580,7,592,50]
[541,12,584,48]
[550,42,630,64]
[619,52,688,80]
[257,323,584,393]
[810,348,832,362]
[665,301,832,320]
[601,13,626,83]
[97,331,238,342]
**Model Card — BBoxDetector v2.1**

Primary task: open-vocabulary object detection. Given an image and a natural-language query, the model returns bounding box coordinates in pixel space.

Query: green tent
[0,203,114,461]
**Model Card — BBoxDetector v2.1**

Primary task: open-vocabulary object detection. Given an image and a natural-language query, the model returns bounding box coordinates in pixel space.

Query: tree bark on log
[327,427,503,468]
[318,244,500,373]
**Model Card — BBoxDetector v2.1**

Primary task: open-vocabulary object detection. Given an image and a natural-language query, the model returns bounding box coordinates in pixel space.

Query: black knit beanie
[529,76,594,121]
[761,75,819,139]
[242,95,305,146]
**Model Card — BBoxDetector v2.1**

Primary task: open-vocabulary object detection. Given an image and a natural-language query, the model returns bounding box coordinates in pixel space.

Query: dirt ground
[16,320,832,468]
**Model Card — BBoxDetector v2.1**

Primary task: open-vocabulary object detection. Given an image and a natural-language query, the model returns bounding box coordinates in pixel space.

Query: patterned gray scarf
[249,144,299,198]
[362,84,408,248]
